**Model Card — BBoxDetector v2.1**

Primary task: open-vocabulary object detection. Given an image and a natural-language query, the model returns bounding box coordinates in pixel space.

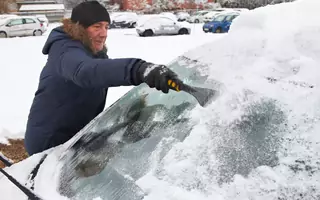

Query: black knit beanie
[71,1,111,28]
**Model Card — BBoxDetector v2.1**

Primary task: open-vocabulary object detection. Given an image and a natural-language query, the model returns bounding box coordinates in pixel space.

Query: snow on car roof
[19,4,64,11]
[137,15,176,28]
[0,15,22,25]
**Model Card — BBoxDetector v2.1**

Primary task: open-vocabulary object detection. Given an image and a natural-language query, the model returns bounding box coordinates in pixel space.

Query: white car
[160,12,178,21]
[109,12,139,28]
[35,14,49,28]
[136,16,191,37]
[203,11,223,23]
[176,11,190,21]
[187,10,210,23]
[0,16,46,38]
[202,8,240,23]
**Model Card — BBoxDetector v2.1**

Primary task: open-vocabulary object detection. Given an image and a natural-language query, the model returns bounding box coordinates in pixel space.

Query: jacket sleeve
[58,46,142,88]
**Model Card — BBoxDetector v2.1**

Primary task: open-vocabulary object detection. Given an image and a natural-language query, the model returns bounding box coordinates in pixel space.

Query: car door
[159,17,179,35]
[23,18,37,36]
[6,18,24,37]
[222,15,238,32]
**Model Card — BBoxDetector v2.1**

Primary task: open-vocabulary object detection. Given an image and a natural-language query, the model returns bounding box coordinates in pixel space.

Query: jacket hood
[42,18,107,55]
[42,26,68,55]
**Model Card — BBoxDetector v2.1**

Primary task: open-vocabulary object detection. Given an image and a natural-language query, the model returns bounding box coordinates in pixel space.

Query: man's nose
[99,27,107,37]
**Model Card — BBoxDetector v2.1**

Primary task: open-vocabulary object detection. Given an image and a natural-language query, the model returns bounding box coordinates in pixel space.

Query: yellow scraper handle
[167,79,180,92]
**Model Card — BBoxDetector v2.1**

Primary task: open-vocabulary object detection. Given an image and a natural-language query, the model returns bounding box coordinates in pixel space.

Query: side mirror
[6,24,11,27]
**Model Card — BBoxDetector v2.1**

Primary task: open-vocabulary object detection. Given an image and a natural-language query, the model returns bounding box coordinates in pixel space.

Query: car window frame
[214,15,227,22]
[6,18,23,27]
[24,18,36,24]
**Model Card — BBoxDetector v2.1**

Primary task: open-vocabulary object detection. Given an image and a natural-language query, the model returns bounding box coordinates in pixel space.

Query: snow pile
[0,128,24,144]
[137,0,320,199]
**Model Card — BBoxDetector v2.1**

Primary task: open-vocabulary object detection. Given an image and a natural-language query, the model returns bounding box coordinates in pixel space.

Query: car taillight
[40,23,43,27]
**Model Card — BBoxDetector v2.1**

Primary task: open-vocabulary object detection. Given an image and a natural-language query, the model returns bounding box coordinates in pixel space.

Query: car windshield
[200,12,209,15]
[194,11,208,16]
[57,56,216,200]
[214,15,227,22]
[225,15,237,21]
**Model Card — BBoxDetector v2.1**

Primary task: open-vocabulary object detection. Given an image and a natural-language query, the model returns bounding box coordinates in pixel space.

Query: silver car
[0,16,46,38]
[136,16,191,37]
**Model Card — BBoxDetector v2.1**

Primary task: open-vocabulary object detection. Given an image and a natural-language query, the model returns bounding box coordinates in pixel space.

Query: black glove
[137,62,183,93]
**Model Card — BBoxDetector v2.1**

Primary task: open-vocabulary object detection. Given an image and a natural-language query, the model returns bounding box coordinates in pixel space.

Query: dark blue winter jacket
[24,26,142,156]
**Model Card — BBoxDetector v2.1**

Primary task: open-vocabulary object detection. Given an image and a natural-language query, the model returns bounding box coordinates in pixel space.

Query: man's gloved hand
[137,62,183,93]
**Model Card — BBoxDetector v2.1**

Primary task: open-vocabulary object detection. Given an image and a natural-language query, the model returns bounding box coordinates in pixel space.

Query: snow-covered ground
[2,0,320,199]
[0,23,220,144]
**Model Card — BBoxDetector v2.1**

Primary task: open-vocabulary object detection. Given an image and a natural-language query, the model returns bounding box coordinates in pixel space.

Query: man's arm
[58,46,143,88]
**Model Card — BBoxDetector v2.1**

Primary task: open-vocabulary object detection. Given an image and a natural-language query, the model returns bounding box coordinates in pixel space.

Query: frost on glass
[56,57,215,200]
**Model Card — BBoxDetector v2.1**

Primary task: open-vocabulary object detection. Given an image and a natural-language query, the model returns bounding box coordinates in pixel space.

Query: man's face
[86,21,108,53]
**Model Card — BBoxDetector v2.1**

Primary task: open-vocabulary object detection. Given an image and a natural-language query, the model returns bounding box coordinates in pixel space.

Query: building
[16,0,58,7]
[11,0,65,22]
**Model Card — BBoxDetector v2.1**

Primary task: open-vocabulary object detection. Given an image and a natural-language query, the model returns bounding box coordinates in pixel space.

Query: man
[24,1,182,156]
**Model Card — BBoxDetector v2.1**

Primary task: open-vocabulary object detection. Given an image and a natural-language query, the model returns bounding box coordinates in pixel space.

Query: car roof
[217,12,240,17]
[143,15,176,23]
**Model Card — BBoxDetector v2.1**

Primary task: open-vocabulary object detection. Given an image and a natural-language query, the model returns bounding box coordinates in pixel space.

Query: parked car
[0,16,46,38]
[202,12,240,33]
[232,8,249,12]
[175,11,190,21]
[187,10,210,23]
[35,14,49,27]
[202,9,237,23]
[160,12,178,21]
[136,16,191,37]
[109,12,139,28]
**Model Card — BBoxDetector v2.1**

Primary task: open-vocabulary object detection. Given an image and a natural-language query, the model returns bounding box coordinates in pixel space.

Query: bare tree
[126,0,149,10]
[153,0,175,11]
[0,0,15,14]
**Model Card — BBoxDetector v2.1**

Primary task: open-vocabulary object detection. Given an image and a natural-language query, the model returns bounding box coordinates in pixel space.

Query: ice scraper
[167,79,218,107]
